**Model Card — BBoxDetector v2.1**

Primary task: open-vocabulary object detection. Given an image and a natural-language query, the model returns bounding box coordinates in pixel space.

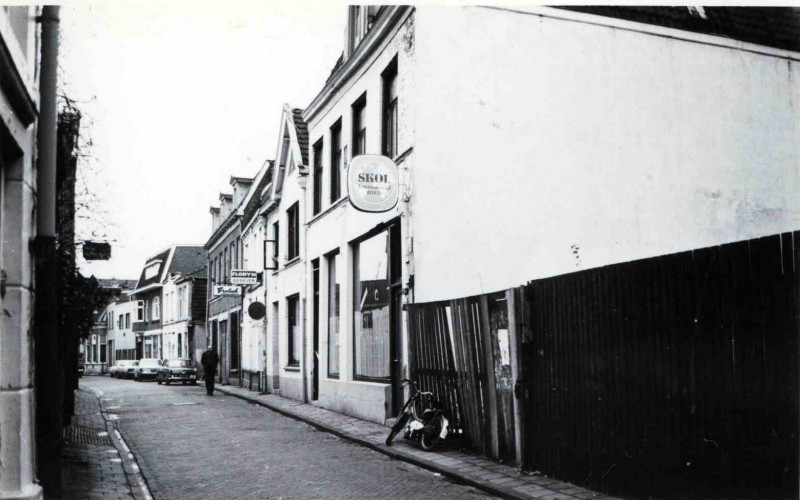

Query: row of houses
[90,6,799,496]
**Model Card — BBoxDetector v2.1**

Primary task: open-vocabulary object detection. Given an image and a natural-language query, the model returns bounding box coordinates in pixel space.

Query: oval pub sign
[347,155,399,213]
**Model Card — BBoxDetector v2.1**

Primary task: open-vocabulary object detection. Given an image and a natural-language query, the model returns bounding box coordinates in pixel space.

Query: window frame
[312,139,323,216]
[327,250,341,379]
[286,202,300,261]
[351,229,392,383]
[330,119,342,203]
[286,294,300,367]
[352,93,367,157]
[382,57,399,159]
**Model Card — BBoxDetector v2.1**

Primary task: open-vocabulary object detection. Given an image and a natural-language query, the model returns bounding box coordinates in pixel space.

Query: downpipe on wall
[33,5,62,497]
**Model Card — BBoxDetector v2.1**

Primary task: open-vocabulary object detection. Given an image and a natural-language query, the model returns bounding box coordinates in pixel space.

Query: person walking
[200,346,219,395]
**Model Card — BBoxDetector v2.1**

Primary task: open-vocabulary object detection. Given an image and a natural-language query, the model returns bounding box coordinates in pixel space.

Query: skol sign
[347,155,399,213]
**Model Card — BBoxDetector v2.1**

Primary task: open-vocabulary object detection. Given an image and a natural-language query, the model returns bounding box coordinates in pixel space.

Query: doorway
[311,259,320,401]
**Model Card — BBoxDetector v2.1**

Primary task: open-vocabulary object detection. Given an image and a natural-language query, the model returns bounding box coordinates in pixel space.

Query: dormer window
[144,261,162,280]
[349,6,381,53]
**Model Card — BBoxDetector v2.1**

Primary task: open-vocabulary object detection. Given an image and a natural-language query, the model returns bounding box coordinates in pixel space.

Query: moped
[385,379,449,451]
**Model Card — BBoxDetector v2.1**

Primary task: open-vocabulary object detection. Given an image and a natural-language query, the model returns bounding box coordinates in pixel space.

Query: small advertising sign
[213,285,241,296]
[347,155,399,213]
[231,270,259,285]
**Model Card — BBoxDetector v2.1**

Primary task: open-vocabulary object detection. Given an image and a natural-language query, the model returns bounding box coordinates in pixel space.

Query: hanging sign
[213,285,241,296]
[347,155,399,213]
[231,270,258,285]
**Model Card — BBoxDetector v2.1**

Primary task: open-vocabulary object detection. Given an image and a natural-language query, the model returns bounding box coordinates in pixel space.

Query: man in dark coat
[200,347,219,395]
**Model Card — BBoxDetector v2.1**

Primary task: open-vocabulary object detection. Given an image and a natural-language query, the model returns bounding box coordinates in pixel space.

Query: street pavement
[81,376,497,499]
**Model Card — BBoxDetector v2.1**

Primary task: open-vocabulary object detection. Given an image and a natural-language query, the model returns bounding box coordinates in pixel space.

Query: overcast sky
[60,0,344,280]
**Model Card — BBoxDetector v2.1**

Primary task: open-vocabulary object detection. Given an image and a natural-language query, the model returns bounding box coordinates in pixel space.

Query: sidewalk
[58,386,152,500]
[215,384,622,500]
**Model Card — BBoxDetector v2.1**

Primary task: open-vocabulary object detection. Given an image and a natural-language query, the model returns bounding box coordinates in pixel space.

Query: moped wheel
[420,415,445,451]
[385,413,410,446]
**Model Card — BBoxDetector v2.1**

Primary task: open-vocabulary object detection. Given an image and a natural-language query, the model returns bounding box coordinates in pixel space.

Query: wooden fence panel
[519,232,799,497]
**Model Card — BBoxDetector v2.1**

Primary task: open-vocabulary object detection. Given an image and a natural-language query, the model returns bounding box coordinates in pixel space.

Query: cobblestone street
[82,376,496,500]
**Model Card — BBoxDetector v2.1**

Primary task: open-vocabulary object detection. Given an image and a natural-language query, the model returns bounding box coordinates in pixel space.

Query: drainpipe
[33,5,61,497]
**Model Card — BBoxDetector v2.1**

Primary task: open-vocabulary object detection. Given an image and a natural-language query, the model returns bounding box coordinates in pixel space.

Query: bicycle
[385,379,449,451]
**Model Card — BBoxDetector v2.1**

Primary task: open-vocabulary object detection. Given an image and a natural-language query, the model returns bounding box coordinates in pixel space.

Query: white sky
[60,0,345,280]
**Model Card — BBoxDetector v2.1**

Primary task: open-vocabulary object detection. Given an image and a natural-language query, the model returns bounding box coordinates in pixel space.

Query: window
[152,297,160,321]
[353,230,390,381]
[287,203,299,261]
[327,252,341,378]
[136,301,144,321]
[349,6,379,51]
[118,314,123,329]
[330,120,342,203]
[224,248,229,281]
[312,139,323,215]
[178,333,182,358]
[382,58,398,159]
[125,313,130,329]
[272,221,280,267]
[100,344,106,363]
[287,295,300,366]
[352,94,367,156]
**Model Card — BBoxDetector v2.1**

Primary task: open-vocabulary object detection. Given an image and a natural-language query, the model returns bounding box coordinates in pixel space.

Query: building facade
[301,5,415,423]
[0,6,47,499]
[206,178,252,383]
[131,245,206,360]
[161,269,207,364]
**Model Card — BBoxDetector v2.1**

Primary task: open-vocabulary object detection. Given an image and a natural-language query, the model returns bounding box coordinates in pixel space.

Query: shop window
[353,230,390,381]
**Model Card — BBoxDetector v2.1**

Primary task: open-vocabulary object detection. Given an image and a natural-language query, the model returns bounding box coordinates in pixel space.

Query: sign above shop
[213,285,241,296]
[231,270,259,285]
[347,155,399,213]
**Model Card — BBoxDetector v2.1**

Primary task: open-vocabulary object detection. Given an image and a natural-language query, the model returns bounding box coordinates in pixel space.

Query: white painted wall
[411,6,800,302]
[302,10,416,420]
[106,299,137,356]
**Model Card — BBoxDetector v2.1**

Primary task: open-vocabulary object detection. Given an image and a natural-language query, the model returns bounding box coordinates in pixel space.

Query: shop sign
[347,155,399,213]
[231,270,258,285]
[213,285,241,296]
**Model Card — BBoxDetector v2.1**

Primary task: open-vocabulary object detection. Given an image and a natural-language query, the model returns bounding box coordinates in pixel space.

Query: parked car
[134,358,162,381]
[156,358,198,385]
[110,360,138,379]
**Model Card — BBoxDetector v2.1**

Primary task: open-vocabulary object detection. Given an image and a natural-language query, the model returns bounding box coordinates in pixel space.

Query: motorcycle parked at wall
[385,379,449,451]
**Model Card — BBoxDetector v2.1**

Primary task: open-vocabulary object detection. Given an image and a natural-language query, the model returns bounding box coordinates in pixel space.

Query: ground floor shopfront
[286,198,411,425]
[136,331,162,360]
[207,301,242,385]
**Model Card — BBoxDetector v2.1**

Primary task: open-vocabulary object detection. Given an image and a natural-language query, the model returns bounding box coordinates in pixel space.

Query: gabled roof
[268,104,309,202]
[133,245,205,291]
[135,248,171,289]
[241,160,274,231]
[558,7,800,53]
[166,246,207,278]
[292,108,309,166]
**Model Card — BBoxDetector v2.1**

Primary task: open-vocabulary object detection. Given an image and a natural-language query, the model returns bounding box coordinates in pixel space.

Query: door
[389,224,403,414]
[312,259,320,401]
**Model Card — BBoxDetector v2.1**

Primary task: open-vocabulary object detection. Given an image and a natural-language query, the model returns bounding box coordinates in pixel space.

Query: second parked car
[134,358,162,381]
[157,358,197,385]
[110,360,138,379]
